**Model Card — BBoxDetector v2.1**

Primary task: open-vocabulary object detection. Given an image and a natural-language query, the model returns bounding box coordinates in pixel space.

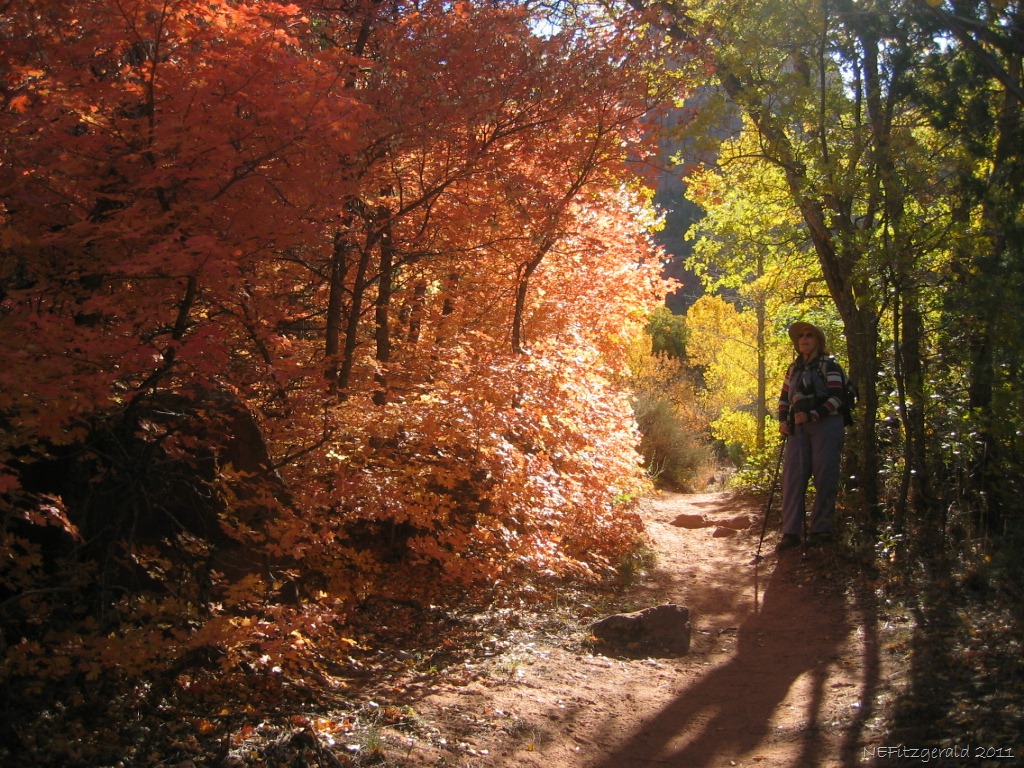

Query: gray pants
[780,415,845,536]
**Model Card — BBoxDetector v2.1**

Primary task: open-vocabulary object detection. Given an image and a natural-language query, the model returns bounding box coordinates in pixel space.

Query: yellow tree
[684,120,821,456]
[684,294,758,460]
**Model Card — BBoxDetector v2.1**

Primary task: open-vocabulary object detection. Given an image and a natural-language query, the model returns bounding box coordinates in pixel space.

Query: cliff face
[650,85,741,314]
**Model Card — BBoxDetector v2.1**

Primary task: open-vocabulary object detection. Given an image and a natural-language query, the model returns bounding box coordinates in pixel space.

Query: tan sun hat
[788,321,829,354]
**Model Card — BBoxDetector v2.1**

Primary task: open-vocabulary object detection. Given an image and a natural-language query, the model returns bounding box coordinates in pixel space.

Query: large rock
[591,604,691,656]
[717,513,753,530]
[671,513,708,529]
[11,387,291,589]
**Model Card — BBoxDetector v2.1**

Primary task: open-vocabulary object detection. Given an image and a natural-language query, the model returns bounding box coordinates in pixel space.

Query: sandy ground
[395,490,894,767]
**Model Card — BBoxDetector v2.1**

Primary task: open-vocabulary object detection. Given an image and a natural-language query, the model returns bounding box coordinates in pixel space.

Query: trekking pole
[800,422,810,558]
[754,437,786,562]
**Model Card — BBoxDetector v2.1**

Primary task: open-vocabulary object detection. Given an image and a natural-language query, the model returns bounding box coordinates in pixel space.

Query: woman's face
[797,330,819,357]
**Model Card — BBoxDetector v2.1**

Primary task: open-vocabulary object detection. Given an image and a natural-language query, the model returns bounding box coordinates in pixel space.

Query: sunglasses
[798,332,816,339]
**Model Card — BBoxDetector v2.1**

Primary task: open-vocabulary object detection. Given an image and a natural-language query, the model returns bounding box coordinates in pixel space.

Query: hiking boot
[776,534,801,552]
[808,532,833,547]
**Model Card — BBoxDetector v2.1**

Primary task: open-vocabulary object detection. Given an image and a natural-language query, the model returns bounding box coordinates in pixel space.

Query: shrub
[633,392,715,491]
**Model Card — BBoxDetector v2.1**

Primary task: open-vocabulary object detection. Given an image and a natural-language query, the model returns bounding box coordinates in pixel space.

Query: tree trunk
[857,17,934,532]
[325,229,350,392]
[406,281,427,344]
[337,244,373,398]
[512,243,553,354]
[755,299,767,453]
[965,90,1022,534]
[373,207,394,406]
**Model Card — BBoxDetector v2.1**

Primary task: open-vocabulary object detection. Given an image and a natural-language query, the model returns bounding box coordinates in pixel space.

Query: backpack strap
[810,356,846,419]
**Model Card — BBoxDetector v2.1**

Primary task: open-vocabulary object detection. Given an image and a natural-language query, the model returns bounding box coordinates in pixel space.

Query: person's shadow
[590,553,852,767]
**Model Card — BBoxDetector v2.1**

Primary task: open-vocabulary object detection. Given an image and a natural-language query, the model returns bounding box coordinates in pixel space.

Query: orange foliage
[0,0,685,705]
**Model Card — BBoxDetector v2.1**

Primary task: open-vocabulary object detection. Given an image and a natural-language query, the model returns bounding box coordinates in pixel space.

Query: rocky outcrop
[590,604,692,656]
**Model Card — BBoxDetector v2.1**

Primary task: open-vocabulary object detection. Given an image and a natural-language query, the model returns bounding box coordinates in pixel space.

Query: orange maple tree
[0,0,692,713]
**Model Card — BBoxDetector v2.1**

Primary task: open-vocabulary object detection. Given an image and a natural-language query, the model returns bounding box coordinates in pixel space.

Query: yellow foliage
[686,295,758,413]
[711,408,759,457]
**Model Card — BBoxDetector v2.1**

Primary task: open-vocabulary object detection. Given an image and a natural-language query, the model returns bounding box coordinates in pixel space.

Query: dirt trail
[407,491,891,767]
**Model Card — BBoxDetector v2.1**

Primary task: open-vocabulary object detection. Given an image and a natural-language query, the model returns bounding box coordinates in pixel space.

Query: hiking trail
[396,490,896,767]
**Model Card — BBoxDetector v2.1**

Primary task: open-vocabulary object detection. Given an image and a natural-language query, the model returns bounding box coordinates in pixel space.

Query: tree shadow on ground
[865,558,1024,767]
[590,551,869,768]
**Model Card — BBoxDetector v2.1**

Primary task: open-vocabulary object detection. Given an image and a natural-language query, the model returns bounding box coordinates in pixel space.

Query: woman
[776,321,846,551]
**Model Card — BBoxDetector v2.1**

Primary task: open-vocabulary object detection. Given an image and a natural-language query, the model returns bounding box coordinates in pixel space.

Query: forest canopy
[659,0,1024,557]
[0,0,692,700]
[3,0,1024,763]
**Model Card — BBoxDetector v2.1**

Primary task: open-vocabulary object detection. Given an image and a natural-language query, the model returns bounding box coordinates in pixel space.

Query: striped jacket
[777,356,846,424]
